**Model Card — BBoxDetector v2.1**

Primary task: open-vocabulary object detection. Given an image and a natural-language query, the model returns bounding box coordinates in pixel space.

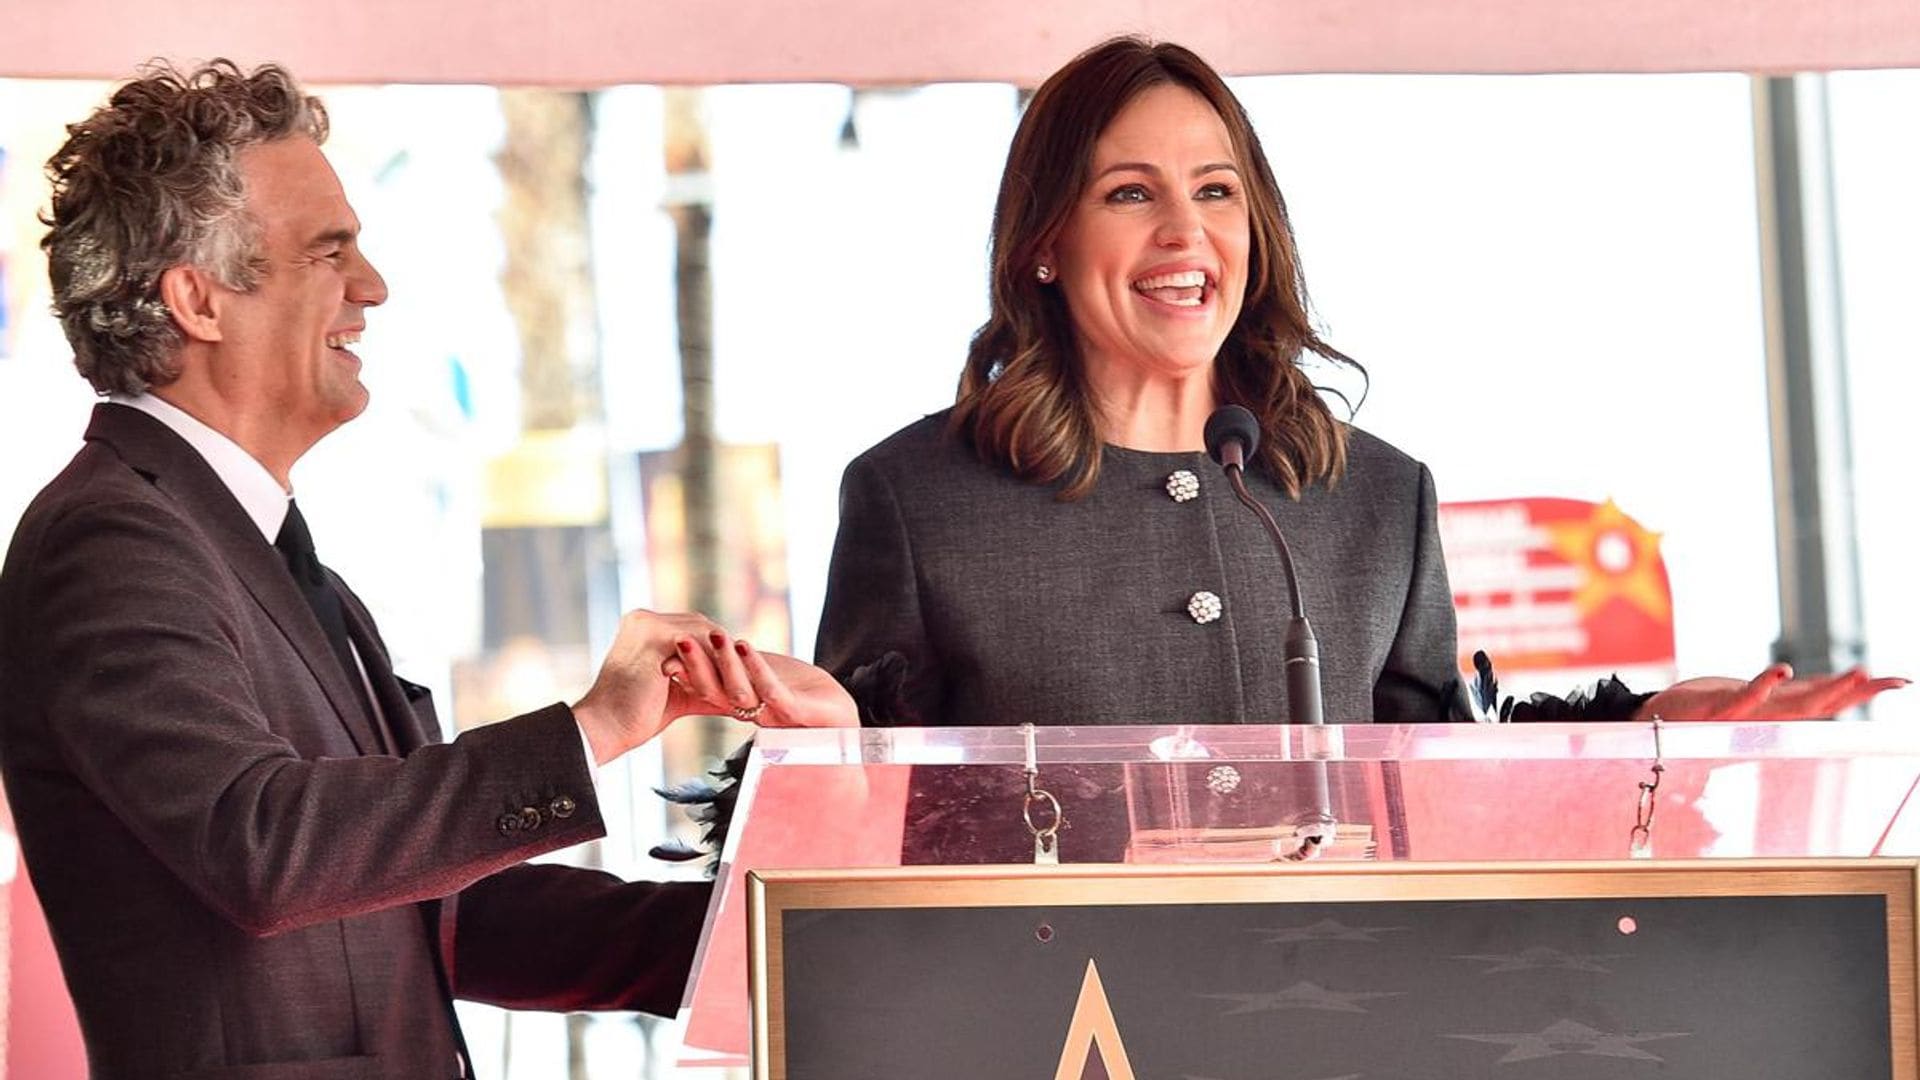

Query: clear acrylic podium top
[677,720,1920,1065]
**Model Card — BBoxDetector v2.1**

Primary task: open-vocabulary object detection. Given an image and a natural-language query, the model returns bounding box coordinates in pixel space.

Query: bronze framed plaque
[748,860,1918,1079]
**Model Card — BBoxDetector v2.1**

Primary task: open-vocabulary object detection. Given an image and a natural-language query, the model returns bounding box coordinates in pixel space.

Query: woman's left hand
[663,628,859,728]
[1635,663,1909,721]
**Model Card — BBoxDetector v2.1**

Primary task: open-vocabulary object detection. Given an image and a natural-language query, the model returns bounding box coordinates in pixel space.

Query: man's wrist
[570,712,606,788]
[571,698,623,766]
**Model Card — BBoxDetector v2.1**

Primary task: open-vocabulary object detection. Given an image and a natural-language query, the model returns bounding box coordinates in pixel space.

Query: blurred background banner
[1442,497,1678,699]
[1,0,1918,83]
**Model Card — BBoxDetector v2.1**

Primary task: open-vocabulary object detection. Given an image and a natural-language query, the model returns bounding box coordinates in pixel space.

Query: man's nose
[348,249,388,307]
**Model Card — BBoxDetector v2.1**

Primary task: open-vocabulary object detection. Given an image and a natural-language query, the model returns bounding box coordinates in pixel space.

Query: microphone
[1203,405,1325,727]
[1205,404,1334,858]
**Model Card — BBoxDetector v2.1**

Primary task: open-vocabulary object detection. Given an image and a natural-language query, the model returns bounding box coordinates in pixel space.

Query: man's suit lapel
[332,586,436,755]
[85,404,389,757]
[328,576,467,1058]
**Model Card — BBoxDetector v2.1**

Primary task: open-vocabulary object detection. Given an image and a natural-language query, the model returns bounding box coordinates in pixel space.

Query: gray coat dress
[814,410,1464,727]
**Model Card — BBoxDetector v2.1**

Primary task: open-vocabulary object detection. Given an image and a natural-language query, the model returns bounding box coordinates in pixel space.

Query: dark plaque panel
[781,894,1891,1079]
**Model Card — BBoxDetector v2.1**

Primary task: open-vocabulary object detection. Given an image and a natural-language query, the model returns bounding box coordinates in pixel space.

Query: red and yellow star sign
[1440,497,1676,675]
[1543,498,1671,624]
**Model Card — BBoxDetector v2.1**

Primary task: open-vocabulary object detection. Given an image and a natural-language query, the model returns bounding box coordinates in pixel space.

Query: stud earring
[1035,264,1055,283]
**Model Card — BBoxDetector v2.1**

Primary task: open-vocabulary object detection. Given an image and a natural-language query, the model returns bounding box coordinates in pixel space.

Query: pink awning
[2,0,1915,85]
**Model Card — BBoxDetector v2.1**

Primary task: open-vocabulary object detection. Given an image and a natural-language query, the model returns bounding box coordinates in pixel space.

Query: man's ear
[157,265,222,344]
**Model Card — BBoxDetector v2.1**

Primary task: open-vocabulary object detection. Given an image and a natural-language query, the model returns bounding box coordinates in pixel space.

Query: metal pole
[1750,74,1867,687]
[663,88,733,766]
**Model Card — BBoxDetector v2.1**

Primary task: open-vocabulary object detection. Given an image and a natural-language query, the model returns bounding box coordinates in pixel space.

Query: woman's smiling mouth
[1132,268,1211,309]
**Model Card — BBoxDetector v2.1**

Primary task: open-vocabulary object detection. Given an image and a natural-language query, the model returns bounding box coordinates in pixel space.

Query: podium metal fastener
[1630,714,1666,859]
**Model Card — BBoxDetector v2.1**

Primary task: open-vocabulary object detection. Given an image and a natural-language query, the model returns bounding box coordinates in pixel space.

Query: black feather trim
[1472,650,1501,716]
[647,739,753,875]
[656,779,727,805]
[845,651,918,727]
[1462,652,1654,723]
[1501,673,1655,723]
[647,839,707,862]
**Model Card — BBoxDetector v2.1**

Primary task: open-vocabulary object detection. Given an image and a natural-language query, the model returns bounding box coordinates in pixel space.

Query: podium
[676,721,1920,1075]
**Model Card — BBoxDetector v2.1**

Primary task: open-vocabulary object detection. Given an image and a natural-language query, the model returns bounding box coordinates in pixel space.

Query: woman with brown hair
[802,36,1900,728]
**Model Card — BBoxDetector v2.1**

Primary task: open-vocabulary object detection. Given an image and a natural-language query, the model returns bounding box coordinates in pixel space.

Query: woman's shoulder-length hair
[951,35,1361,501]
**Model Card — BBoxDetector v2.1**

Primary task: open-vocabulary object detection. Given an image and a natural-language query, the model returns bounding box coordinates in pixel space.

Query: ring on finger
[731,701,768,722]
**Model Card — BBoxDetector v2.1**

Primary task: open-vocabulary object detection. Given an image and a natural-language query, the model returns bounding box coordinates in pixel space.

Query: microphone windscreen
[1203,404,1262,466]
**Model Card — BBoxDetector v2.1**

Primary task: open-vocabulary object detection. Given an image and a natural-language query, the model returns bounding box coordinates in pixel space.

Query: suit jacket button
[518,806,544,830]
[1166,469,1200,502]
[549,795,577,819]
[496,813,521,836]
[1187,590,1223,624]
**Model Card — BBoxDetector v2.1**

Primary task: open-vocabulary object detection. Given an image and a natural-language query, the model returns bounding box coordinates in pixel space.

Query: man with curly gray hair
[44,60,329,399]
[3,59,853,1080]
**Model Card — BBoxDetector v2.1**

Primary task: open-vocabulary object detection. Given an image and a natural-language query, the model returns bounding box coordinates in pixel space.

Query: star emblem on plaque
[1444,1018,1690,1063]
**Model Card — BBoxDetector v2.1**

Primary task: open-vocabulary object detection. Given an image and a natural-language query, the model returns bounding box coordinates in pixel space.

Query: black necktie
[274,500,374,723]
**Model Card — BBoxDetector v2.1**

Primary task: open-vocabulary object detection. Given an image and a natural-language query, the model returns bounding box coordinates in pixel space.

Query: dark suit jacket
[815,411,1462,726]
[0,405,708,1080]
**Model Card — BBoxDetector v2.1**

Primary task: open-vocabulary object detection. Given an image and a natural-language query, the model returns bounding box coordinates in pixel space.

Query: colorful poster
[1439,497,1676,698]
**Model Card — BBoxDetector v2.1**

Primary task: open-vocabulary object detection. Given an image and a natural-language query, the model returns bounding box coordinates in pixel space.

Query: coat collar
[86,404,390,757]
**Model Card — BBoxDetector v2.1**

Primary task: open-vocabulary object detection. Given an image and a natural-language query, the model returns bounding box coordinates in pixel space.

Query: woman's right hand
[663,628,858,729]
[573,608,737,764]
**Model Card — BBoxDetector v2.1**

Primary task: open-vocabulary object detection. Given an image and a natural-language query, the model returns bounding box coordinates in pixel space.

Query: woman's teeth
[325,331,361,350]
[1133,270,1207,307]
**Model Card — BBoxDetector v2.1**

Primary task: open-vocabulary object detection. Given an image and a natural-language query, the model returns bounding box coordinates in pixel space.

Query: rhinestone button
[1165,469,1200,502]
[1206,765,1242,795]
[1187,590,1223,624]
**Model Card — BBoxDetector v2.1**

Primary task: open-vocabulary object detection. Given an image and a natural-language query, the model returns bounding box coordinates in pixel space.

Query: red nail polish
[677,639,694,653]
[734,641,750,657]
[709,631,726,648]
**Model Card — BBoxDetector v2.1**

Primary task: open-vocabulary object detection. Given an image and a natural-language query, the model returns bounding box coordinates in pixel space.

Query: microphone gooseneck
[1203,404,1325,726]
